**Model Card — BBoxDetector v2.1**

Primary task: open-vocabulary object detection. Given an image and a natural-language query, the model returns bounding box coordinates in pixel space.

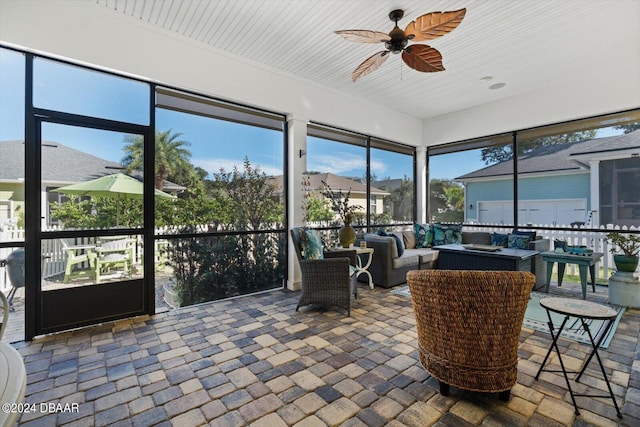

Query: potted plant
[606,232,640,273]
[321,180,362,248]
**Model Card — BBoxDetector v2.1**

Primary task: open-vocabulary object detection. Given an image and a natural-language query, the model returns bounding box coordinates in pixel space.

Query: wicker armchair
[407,269,534,400]
[290,229,357,316]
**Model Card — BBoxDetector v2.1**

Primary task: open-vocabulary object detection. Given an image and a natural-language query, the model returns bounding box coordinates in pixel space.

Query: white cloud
[308,153,387,176]
[193,158,283,177]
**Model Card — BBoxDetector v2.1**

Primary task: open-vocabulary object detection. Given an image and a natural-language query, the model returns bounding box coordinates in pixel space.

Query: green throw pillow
[414,223,433,248]
[507,233,531,250]
[300,229,324,260]
[432,223,463,246]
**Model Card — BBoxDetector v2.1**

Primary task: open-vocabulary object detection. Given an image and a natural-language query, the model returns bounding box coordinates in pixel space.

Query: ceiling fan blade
[404,8,466,42]
[335,30,391,43]
[401,45,444,73]
[352,51,389,82]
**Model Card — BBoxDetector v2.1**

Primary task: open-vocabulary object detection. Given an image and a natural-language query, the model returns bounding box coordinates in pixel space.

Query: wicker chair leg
[439,382,450,396]
[500,390,511,401]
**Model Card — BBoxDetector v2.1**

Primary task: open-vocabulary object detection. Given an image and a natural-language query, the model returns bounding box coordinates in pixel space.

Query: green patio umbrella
[53,173,176,225]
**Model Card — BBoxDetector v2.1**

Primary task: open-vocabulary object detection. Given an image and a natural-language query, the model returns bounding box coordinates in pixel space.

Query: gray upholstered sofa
[355,230,549,288]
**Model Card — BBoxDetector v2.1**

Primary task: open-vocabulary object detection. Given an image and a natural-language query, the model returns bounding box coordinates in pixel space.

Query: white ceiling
[91,0,640,121]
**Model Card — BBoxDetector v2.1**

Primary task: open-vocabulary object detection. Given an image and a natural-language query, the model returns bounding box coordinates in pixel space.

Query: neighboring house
[0,140,185,227]
[269,172,389,219]
[455,130,640,227]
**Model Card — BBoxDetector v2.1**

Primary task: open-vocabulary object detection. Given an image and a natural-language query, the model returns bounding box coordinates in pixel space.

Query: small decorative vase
[614,254,639,273]
[339,224,356,248]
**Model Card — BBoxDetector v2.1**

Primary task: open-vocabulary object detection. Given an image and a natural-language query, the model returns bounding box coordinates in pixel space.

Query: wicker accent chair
[290,229,357,316]
[407,269,535,401]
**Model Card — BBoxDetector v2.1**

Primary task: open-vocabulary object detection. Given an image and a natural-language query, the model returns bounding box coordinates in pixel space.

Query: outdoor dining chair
[93,238,135,283]
[61,239,95,283]
[290,228,357,316]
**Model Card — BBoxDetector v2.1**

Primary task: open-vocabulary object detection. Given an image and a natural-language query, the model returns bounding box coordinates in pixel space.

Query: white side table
[331,246,375,290]
[354,247,375,289]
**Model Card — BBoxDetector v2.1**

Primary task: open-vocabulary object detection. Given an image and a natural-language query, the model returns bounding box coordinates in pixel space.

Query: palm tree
[122,129,192,190]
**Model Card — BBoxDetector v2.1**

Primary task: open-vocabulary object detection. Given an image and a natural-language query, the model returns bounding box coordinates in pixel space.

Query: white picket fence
[1,223,638,290]
[0,226,166,290]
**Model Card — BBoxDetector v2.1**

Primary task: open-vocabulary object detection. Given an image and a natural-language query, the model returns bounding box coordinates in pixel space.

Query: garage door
[478,199,587,226]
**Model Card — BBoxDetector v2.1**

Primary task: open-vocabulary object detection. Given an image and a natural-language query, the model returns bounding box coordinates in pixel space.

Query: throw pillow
[378,230,405,257]
[511,229,536,240]
[507,233,531,250]
[300,229,324,260]
[432,223,463,246]
[414,223,433,248]
[491,232,509,247]
[402,231,416,249]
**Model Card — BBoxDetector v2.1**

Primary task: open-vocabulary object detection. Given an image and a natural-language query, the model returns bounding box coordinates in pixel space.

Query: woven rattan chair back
[407,269,534,399]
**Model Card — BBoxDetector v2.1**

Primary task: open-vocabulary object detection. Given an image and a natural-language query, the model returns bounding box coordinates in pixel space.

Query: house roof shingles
[0,140,185,192]
[456,130,640,181]
[0,140,124,183]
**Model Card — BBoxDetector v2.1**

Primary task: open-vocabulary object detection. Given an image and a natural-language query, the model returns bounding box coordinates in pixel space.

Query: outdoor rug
[391,286,624,349]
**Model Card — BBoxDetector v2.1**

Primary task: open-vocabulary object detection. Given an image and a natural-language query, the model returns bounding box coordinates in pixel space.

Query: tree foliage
[383,177,413,221]
[429,179,464,222]
[122,129,194,190]
[615,123,640,134]
[167,158,285,306]
[480,130,597,164]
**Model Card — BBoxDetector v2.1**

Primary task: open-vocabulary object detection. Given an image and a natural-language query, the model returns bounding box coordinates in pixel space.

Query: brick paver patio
[9,281,640,426]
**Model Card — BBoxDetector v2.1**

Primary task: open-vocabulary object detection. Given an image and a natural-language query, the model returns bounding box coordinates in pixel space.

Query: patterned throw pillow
[491,232,509,247]
[507,233,531,249]
[414,223,433,248]
[300,229,324,260]
[432,223,463,246]
[511,230,536,240]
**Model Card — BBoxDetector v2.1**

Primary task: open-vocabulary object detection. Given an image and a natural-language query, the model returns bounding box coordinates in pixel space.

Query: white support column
[590,159,600,227]
[415,146,427,224]
[286,114,308,291]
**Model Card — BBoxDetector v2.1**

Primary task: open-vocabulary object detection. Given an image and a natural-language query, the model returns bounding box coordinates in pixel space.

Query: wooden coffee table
[434,244,539,272]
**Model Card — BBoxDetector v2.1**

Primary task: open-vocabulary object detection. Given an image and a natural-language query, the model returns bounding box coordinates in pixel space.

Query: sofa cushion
[392,254,419,269]
[432,223,463,246]
[365,233,398,258]
[402,231,417,249]
[404,248,439,265]
[414,223,433,248]
[377,230,405,256]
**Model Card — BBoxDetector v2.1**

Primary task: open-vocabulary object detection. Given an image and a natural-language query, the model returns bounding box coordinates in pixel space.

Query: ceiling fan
[335,8,466,82]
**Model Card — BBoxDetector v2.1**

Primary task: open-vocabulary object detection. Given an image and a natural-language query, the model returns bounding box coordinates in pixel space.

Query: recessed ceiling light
[489,82,506,90]
[480,76,493,81]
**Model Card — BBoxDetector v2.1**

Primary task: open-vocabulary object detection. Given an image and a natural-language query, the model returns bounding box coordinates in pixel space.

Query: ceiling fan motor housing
[387,9,407,53]
[386,26,408,53]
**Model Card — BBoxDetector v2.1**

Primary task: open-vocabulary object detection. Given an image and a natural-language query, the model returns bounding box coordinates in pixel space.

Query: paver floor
[9,281,640,426]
